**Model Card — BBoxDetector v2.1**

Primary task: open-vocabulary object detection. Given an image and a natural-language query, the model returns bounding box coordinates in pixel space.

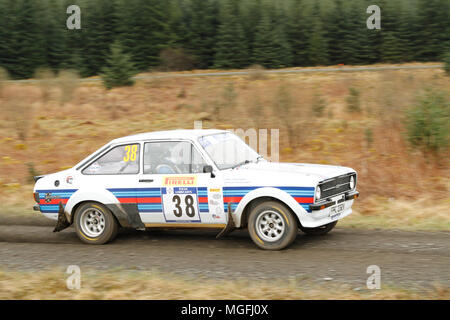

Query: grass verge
[0,268,448,300]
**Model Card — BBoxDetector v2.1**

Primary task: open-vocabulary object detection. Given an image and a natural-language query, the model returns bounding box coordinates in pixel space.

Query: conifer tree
[82,0,118,76]
[252,6,292,69]
[326,0,348,65]
[101,41,137,89]
[42,0,68,71]
[241,0,262,56]
[307,3,329,66]
[3,0,46,78]
[214,0,249,69]
[288,0,309,66]
[186,0,219,68]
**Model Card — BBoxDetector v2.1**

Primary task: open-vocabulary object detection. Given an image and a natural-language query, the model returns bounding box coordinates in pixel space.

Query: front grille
[319,173,355,199]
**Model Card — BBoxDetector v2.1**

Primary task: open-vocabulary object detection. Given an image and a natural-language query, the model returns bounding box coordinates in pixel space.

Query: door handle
[139,179,154,183]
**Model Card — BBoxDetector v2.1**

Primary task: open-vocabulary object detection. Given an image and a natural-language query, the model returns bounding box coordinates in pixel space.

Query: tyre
[74,202,118,244]
[248,201,298,250]
[299,220,337,236]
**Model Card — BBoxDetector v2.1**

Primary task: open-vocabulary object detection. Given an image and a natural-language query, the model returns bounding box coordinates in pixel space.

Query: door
[80,143,143,227]
[137,140,226,226]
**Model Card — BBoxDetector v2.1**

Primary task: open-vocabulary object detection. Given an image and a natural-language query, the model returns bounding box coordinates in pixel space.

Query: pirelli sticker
[163,176,197,186]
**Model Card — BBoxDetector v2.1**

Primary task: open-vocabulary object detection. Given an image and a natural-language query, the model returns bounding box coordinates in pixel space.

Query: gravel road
[0,222,448,290]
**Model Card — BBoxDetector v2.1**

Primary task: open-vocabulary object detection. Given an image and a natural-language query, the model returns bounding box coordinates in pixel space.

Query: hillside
[0,63,449,229]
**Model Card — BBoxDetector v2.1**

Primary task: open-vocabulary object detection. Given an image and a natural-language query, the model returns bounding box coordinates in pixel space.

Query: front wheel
[248,201,298,250]
[299,221,337,236]
[74,202,118,244]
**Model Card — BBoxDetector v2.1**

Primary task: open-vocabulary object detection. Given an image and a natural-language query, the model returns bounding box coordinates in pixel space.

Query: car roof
[110,129,228,144]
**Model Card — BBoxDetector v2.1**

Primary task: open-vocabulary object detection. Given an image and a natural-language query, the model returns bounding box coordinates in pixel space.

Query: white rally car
[33,129,359,250]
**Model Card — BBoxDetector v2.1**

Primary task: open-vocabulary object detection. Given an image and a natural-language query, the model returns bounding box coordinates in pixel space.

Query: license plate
[330,204,344,219]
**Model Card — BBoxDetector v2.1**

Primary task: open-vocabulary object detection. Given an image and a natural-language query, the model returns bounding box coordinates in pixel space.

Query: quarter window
[83,144,140,175]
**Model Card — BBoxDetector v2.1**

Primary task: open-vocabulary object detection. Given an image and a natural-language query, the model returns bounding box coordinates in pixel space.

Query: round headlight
[349,176,355,190]
[315,186,321,201]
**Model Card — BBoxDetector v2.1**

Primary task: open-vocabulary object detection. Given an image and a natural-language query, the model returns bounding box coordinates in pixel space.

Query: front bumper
[309,190,359,211]
[299,190,358,228]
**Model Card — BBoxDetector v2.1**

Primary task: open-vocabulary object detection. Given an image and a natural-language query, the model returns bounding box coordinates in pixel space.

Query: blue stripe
[36,189,77,193]
[39,195,73,199]
[108,188,137,192]
[40,208,59,213]
[39,204,64,213]
[136,195,161,199]
[224,203,238,212]
[138,204,163,208]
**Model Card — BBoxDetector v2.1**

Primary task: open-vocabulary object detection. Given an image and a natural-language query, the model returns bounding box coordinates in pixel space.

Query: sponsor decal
[44,192,61,203]
[163,176,197,186]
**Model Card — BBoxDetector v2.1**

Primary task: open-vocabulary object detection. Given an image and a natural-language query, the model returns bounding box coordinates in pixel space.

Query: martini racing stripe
[108,188,163,213]
[36,189,77,213]
[223,186,315,213]
[198,187,209,213]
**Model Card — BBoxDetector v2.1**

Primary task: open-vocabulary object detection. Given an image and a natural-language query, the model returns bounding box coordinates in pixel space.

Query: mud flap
[216,203,236,239]
[53,203,71,232]
[106,203,145,230]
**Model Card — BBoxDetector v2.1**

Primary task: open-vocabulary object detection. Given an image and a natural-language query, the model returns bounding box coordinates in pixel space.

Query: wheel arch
[65,189,120,224]
[240,196,303,229]
[232,187,307,228]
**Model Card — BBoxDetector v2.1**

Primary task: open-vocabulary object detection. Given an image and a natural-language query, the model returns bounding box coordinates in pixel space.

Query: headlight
[315,186,321,201]
[349,176,355,190]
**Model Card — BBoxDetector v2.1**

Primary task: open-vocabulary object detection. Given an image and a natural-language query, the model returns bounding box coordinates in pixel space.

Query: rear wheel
[74,202,118,244]
[299,221,337,236]
[248,201,298,250]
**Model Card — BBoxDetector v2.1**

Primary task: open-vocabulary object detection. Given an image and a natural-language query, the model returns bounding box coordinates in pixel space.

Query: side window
[83,144,140,175]
[144,141,207,174]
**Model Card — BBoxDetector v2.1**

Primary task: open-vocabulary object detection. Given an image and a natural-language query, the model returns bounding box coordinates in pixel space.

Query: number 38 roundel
[161,187,201,222]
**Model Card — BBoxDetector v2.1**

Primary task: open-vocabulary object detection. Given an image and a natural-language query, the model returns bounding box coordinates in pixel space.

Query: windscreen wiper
[231,159,251,169]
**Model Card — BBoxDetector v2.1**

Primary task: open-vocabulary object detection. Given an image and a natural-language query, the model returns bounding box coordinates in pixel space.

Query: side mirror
[203,165,215,178]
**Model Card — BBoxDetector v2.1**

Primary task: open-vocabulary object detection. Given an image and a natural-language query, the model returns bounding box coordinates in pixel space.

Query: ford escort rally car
[33,129,359,250]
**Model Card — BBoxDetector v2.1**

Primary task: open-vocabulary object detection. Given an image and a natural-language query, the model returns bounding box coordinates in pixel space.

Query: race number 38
[162,187,201,222]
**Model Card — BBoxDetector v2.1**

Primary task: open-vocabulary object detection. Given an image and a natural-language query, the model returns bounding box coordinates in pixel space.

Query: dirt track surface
[0,223,449,290]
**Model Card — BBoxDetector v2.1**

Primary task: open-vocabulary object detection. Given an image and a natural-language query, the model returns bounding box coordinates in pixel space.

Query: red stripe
[294,197,314,203]
[137,197,162,204]
[117,198,136,204]
[39,199,68,205]
[198,196,208,203]
[223,196,243,203]
[119,197,162,204]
